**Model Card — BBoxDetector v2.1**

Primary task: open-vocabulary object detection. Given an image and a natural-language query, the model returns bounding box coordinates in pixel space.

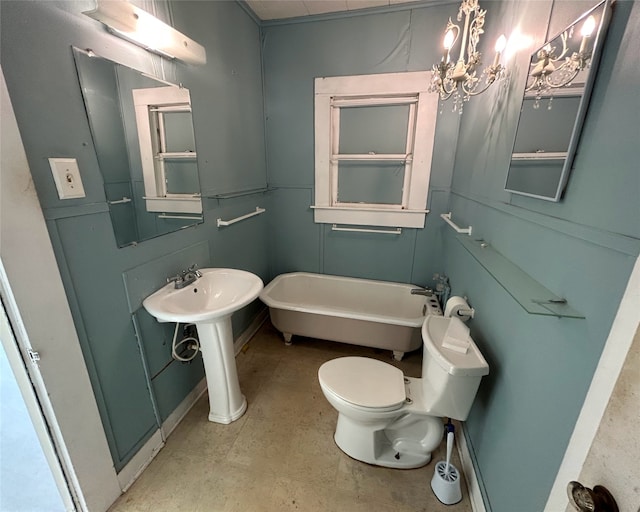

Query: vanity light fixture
[83,0,206,65]
[525,14,597,103]
[429,0,507,113]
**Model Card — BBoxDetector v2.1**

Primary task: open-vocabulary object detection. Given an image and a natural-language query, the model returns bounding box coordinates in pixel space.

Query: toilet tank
[421,316,489,421]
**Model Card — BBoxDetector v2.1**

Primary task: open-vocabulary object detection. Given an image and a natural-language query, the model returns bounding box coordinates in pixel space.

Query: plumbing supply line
[172,322,200,362]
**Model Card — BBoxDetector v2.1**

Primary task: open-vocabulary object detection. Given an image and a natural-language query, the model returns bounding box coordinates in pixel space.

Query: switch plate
[48,158,85,199]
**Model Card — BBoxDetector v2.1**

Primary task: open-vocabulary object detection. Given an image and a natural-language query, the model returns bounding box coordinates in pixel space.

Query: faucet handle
[188,264,202,277]
[167,274,183,284]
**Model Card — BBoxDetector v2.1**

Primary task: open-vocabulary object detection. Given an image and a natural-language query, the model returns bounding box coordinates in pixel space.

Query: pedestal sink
[143,268,263,424]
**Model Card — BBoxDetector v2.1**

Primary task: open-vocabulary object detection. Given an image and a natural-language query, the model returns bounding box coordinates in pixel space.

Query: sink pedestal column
[195,316,246,424]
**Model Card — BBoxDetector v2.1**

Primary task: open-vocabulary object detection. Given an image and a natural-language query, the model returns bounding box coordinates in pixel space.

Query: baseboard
[457,423,487,512]
[116,377,207,493]
[116,309,267,493]
[161,377,208,439]
[117,429,164,492]
[234,307,268,355]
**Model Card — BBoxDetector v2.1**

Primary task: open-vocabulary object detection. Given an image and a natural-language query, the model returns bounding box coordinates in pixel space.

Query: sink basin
[143,268,264,323]
[143,268,264,424]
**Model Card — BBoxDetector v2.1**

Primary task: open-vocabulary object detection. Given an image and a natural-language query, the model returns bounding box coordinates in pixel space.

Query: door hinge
[28,349,41,364]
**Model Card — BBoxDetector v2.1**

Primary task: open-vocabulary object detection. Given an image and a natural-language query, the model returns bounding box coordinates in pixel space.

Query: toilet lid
[318,357,406,408]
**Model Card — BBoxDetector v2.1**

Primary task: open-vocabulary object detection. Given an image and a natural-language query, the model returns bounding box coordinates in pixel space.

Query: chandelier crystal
[429,0,506,114]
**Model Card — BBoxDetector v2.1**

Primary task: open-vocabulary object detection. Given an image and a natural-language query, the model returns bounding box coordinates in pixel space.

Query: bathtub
[259,272,442,360]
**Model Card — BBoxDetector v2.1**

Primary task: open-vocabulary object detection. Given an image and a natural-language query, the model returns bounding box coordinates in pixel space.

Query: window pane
[162,111,196,153]
[337,161,404,205]
[513,96,580,153]
[164,160,200,194]
[339,105,409,154]
[506,160,564,198]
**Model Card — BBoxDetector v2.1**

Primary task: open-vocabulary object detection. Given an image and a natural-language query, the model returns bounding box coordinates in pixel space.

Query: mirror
[73,47,203,247]
[505,0,611,201]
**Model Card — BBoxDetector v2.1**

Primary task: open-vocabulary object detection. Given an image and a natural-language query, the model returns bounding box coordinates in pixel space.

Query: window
[313,72,438,228]
[133,86,202,214]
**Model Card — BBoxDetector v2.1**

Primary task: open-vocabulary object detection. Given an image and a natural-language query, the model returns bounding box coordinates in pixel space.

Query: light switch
[48,158,85,199]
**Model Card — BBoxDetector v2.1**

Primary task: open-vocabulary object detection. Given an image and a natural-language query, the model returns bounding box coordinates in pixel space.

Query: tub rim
[259,272,428,327]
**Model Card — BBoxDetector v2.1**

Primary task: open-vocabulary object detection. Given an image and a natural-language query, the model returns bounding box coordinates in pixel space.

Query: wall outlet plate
[48,158,85,199]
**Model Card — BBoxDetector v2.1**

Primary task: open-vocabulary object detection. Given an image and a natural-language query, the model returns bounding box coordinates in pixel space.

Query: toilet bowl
[318,315,489,469]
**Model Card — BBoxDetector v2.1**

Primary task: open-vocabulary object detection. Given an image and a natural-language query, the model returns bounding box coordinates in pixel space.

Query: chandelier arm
[544,67,580,89]
[463,77,494,97]
[439,89,456,101]
[524,74,540,92]
[557,31,570,61]
[439,81,457,99]
[467,9,486,60]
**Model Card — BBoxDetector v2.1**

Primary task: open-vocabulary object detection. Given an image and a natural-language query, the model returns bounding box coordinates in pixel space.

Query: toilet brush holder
[432,426,462,505]
[431,460,462,505]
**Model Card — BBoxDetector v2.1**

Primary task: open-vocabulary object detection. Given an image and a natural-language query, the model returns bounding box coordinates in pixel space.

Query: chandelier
[526,15,596,107]
[429,0,506,113]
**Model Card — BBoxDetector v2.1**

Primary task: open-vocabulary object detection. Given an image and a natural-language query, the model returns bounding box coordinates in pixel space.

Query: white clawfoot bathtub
[259,272,442,360]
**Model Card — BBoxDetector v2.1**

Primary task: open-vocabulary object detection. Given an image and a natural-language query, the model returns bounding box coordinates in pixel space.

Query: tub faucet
[410,287,433,297]
[167,264,202,289]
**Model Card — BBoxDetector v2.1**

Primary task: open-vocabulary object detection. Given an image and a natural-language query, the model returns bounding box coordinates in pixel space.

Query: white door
[1,299,73,511]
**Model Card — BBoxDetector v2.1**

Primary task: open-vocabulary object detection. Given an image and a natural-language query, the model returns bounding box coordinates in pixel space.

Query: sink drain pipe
[172,322,200,362]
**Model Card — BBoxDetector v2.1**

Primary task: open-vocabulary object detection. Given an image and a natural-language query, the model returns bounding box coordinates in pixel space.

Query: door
[1,299,73,511]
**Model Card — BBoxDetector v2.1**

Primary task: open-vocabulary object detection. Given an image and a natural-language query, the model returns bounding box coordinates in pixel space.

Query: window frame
[313,72,438,228]
[133,86,202,215]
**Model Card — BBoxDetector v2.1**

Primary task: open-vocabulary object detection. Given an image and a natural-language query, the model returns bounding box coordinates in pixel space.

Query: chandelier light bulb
[442,28,456,62]
[581,15,596,38]
[579,15,596,54]
[443,29,456,50]
[493,34,507,66]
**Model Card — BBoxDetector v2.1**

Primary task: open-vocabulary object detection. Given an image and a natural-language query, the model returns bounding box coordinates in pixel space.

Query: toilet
[318,315,489,469]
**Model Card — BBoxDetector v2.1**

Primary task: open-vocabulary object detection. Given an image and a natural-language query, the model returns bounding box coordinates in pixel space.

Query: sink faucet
[167,264,202,289]
[410,286,433,297]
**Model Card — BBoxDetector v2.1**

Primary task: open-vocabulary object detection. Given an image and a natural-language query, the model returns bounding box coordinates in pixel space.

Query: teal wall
[262,4,463,283]
[446,1,640,510]
[2,0,639,509]
[261,1,639,511]
[0,0,268,471]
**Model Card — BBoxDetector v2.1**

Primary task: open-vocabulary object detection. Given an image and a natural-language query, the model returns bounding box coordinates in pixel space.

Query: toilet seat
[318,357,406,409]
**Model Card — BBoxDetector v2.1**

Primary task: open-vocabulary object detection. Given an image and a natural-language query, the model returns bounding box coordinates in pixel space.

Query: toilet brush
[431,422,462,505]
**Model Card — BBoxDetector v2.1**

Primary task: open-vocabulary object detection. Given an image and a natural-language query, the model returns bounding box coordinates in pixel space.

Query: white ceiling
[245,0,424,21]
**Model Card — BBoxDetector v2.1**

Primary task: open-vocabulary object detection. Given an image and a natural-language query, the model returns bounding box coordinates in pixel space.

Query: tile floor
[109,321,471,512]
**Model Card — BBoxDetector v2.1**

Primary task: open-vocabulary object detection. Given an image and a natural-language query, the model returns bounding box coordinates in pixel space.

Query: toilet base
[333,412,443,469]
[335,433,432,469]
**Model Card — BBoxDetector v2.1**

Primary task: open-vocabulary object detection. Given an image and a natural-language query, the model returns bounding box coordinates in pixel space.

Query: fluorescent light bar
[83,0,206,65]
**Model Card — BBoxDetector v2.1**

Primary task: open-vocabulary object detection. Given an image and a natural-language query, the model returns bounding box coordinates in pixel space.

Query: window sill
[144,196,202,214]
[311,205,428,228]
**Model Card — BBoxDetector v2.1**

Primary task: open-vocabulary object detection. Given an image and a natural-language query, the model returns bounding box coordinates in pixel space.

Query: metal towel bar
[331,224,402,235]
[158,213,203,221]
[108,197,132,205]
[440,212,472,235]
[217,207,265,227]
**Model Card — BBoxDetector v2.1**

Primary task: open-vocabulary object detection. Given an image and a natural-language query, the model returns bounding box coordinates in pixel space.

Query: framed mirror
[72,47,203,247]
[505,0,612,201]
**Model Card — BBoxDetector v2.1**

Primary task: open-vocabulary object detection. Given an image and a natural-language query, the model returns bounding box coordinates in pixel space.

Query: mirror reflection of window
[133,86,202,215]
[72,47,203,248]
[157,109,199,195]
